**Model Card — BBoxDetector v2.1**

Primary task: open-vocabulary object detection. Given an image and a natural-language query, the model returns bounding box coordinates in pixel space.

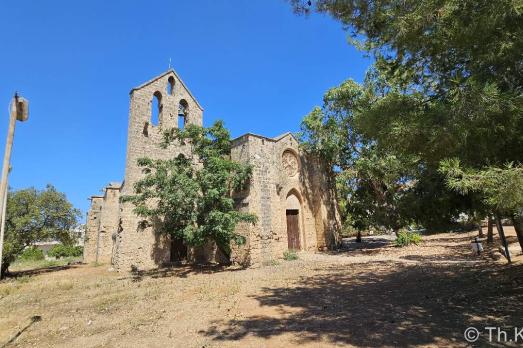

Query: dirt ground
[0,228,522,348]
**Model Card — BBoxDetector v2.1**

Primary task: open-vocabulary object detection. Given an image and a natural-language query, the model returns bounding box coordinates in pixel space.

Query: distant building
[72,225,85,247]
[32,225,85,255]
[84,69,340,272]
[33,240,60,255]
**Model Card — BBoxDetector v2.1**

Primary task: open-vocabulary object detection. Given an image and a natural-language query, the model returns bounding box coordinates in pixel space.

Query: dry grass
[9,257,81,273]
[0,229,521,348]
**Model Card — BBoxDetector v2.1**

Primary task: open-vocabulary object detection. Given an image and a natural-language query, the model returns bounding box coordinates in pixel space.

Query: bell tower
[122,69,203,194]
[114,69,204,271]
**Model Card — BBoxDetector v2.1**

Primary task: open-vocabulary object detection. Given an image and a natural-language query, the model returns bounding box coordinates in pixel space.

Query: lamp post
[0,93,29,277]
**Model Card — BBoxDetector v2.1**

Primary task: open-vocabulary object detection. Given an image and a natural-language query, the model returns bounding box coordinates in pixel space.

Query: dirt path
[0,229,522,347]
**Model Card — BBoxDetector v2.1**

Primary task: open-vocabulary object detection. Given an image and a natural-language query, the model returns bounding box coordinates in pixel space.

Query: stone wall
[230,132,340,266]
[97,185,121,263]
[113,70,203,272]
[83,183,122,264]
[230,137,253,266]
[83,196,103,263]
[85,69,340,273]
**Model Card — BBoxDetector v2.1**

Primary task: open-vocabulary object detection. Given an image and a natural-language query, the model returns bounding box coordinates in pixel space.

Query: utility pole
[0,93,29,277]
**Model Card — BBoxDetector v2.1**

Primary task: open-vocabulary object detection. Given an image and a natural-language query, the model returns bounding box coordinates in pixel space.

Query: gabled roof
[130,69,204,111]
[231,132,275,143]
[273,132,299,142]
[231,131,299,143]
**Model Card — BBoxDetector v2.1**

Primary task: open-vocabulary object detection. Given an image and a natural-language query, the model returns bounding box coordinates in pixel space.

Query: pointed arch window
[178,99,188,129]
[168,76,175,96]
[151,91,162,126]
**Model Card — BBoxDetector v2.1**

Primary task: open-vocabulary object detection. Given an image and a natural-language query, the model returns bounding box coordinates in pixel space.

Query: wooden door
[286,209,301,250]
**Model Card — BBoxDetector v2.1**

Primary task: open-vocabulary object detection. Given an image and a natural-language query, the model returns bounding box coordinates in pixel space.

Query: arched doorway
[170,237,187,262]
[286,191,301,250]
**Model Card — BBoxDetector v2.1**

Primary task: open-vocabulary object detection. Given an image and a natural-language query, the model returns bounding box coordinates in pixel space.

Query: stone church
[84,69,340,271]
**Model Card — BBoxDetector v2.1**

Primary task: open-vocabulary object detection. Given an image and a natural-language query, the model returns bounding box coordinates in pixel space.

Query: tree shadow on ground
[201,261,523,347]
[401,243,481,263]
[341,236,395,251]
[426,235,479,244]
[320,236,396,257]
[5,264,79,279]
[128,263,246,282]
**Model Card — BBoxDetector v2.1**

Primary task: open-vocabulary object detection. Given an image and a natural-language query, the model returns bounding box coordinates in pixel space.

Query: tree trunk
[356,231,362,243]
[495,215,511,263]
[477,222,484,238]
[0,260,9,280]
[326,166,342,248]
[215,241,232,265]
[487,215,494,243]
[511,213,523,254]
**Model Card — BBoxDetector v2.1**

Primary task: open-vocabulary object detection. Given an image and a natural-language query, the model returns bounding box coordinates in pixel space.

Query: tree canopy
[1,185,81,278]
[121,121,257,261]
[300,74,468,233]
[292,0,523,242]
[291,0,523,166]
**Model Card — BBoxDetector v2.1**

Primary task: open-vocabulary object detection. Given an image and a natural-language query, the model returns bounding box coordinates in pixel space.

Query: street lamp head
[11,93,29,122]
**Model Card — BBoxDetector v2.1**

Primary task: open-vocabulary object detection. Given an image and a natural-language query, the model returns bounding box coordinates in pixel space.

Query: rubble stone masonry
[84,69,340,272]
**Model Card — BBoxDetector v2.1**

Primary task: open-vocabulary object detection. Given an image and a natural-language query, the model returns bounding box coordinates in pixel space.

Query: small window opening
[151,91,162,126]
[178,99,188,129]
[168,76,175,96]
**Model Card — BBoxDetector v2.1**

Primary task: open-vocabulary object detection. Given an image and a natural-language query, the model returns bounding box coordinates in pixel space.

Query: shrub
[48,244,83,258]
[395,231,422,247]
[1,185,81,279]
[283,250,299,261]
[18,247,45,261]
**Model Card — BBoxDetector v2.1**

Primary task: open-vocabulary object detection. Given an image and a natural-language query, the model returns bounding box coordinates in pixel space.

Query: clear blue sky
[0,0,370,219]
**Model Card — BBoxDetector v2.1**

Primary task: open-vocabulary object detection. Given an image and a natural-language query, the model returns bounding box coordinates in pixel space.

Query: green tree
[1,185,81,278]
[292,0,523,232]
[291,0,523,169]
[291,0,522,97]
[441,160,523,252]
[300,78,417,235]
[300,74,469,235]
[121,121,257,261]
